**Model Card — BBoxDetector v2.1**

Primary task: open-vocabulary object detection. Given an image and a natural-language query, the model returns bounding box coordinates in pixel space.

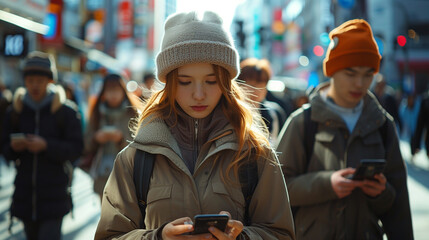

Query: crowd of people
[0,10,425,240]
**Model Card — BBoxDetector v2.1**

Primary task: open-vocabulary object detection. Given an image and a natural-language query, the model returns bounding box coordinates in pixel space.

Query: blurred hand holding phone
[10,133,28,151]
[349,159,386,181]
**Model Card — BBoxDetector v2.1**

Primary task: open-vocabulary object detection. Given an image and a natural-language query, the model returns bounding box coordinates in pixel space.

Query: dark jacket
[277,84,413,240]
[0,89,12,142]
[1,85,83,221]
[412,92,429,154]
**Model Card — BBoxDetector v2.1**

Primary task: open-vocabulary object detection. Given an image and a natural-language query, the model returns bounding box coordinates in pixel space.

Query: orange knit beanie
[323,19,381,77]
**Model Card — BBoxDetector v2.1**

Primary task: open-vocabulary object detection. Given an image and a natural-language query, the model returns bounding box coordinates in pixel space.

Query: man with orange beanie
[277,19,413,239]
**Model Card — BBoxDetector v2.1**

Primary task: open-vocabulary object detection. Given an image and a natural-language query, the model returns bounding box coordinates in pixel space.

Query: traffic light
[397,35,407,47]
[313,45,324,57]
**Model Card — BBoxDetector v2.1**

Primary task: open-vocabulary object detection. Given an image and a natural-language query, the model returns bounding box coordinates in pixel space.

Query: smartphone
[10,133,26,141]
[102,126,117,133]
[350,159,386,181]
[191,214,229,235]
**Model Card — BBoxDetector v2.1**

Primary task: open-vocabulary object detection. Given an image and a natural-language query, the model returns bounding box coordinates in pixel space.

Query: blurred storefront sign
[65,36,122,72]
[0,9,48,35]
[0,0,46,21]
[118,0,133,40]
[1,32,28,57]
[40,0,64,46]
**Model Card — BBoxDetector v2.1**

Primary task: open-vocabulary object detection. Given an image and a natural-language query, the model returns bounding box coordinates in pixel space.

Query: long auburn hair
[88,73,138,130]
[132,65,272,177]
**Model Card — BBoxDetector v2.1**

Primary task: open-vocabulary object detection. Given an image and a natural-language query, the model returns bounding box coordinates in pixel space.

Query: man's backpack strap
[133,149,155,229]
[239,160,258,226]
[292,105,317,217]
[303,105,317,165]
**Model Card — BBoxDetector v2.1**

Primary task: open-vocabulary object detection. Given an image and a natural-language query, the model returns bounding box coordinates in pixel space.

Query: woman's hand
[208,211,243,240]
[94,130,108,144]
[161,217,212,240]
[110,130,123,143]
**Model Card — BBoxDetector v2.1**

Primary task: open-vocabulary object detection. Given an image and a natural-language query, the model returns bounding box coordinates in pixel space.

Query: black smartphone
[350,159,386,181]
[191,214,229,235]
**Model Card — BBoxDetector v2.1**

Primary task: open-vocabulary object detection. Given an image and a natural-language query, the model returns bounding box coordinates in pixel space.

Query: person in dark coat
[373,73,401,130]
[412,91,429,156]
[1,51,83,240]
[238,58,287,146]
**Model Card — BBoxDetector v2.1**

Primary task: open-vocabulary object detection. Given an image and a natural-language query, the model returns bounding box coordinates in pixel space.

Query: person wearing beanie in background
[1,51,83,240]
[95,11,295,240]
[238,58,287,147]
[276,19,413,239]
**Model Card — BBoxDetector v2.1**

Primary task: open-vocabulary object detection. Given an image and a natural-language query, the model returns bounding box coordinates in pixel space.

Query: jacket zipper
[32,110,40,220]
[194,119,199,164]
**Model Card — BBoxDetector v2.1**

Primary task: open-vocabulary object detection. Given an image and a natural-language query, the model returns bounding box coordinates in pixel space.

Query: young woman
[95,11,295,240]
[81,73,138,199]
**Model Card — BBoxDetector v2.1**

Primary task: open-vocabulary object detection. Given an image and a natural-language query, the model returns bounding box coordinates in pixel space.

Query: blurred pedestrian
[0,78,12,140]
[1,51,83,240]
[276,19,413,239]
[0,79,12,187]
[411,91,429,157]
[80,73,138,200]
[239,58,287,146]
[95,11,295,240]
[140,72,156,101]
[62,81,86,133]
[399,94,420,144]
[373,73,401,130]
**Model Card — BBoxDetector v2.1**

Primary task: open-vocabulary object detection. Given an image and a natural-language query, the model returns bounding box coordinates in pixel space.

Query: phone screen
[352,159,386,180]
[191,214,229,235]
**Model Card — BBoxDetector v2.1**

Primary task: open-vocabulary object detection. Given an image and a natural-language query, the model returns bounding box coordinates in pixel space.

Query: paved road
[0,140,428,240]
[0,163,100,240]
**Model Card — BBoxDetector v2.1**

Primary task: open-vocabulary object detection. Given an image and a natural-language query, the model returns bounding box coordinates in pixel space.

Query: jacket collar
[310,82,387,137]
[12,83,66,114]
[132,105,237,175]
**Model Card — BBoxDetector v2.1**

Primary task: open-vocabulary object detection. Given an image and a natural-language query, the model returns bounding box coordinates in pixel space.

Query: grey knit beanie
[23,51,57,82]
[156,11,239,83]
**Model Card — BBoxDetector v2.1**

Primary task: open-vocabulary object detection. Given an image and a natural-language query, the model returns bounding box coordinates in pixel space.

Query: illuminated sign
[2,33,27,57]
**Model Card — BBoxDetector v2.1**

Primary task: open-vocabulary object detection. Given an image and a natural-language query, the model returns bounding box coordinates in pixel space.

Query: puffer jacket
[95,111,295,240]
[276,84,413,240]
[84,101,135,180]
[1,85,83,221]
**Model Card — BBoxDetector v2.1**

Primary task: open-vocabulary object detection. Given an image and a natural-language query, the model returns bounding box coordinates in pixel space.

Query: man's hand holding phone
[359,173,387,197]
[10,133,28,152]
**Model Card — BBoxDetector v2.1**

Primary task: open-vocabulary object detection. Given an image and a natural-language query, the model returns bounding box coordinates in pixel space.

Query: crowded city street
[1,0,429,239]
[1,139,429,239]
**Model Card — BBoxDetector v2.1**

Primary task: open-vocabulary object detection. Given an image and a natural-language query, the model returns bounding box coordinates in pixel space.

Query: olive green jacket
[95,116,295,240]
[276,85,413,240]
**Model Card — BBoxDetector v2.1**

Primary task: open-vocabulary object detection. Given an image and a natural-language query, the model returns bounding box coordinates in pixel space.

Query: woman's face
[103,83,125,108]
[175,63,222,119]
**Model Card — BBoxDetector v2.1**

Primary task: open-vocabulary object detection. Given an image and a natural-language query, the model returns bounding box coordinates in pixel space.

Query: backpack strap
[292,105,317,217]
[133,148,257,227]
[239,160,258,226]
[303,105,317,165]
[133,149,155,229]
